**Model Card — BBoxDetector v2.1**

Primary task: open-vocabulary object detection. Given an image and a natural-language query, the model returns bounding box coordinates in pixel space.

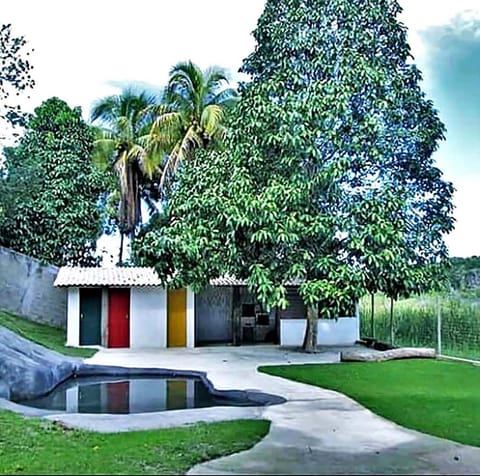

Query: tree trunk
[231,286,242,346]
[118,231,124,265]
[302,305,318,353]
[370,293,375,339]
[274,307,280,345]
[390,297,394,346]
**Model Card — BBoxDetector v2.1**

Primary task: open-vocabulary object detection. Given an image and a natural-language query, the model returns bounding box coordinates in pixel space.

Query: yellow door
[167,380,187,410]
[167,288,187,347]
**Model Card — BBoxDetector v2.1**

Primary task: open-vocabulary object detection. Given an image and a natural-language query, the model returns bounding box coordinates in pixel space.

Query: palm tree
[90,89,161,264]
[147,61,238,192]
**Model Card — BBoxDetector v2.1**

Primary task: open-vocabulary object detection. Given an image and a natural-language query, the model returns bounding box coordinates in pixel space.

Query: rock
[0,378,10,399]
[0,326,80,401]
[341,347,436,362]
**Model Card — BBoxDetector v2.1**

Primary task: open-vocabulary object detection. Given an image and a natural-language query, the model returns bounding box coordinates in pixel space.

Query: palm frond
[141,150,162,180]
[126,143,145,162]
[208,87,239,108]
[204,66,229,97]
[90,95,121,125]
[167,61,205,116]
[200,104,224,136]
[158,125,201,190]
[149,111,184,150]
[92,137,117,171]
[211,124,228,145]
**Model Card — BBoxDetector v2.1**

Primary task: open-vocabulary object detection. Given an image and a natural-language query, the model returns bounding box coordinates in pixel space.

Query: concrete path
[65,345,480,474]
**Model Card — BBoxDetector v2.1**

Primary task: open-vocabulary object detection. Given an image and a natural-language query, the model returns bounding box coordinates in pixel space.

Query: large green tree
[0,97,106,266]
[135,0,454,352]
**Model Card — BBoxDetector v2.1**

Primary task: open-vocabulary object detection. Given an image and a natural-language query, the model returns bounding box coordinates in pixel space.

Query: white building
[54,267,359,349]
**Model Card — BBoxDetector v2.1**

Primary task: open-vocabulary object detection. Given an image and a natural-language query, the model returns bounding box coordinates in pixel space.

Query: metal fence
[359,291,480,361]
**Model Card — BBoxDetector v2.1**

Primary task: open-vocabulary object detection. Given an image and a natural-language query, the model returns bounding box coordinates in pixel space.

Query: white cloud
[2,0,266,120]
[400,0,480,30]
[399,1,480,62]
[444,180,480,257]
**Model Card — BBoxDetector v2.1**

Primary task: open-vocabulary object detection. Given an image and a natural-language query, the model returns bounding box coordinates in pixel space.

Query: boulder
[0,378,9,399]
[341,347,436,362]
[0,326,80,401]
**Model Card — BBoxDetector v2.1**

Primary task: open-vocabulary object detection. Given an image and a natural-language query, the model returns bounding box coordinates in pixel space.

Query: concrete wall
[101,289,108,347]
[130,287,167,349]
[280,317,360,346]
[0,246,66,328]
[186,287,195,348]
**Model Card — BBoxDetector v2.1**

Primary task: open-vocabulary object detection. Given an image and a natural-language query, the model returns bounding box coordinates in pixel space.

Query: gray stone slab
[0,326,79,400]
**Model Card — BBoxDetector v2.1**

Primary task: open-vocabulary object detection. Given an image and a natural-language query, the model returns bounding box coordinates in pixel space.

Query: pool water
[17,375,255,414]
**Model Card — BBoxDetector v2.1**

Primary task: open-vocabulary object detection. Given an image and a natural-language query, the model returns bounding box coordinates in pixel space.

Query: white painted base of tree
[341,347,436,362]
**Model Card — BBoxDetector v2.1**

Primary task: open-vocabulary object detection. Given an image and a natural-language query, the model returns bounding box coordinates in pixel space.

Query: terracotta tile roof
[209,275,247,286]
[54,267,163,287]
[54,267,303,288]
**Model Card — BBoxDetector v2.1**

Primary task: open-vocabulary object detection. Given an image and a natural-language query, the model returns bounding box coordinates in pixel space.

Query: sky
[1,0,479,260]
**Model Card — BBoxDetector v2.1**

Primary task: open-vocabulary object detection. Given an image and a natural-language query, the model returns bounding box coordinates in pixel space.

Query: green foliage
[0,97,106,266]
[259,360,480,447]
[134,0,453,351]
[0,412,270,475]
[0,310,96,358]
[448,256,480,290]
[91,89,161,241]
[90,65,237,258]
[149,61,238,193]
[0,23,34,133]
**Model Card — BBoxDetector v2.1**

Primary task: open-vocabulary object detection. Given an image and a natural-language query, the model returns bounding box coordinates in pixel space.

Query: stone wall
[0,246,66,329]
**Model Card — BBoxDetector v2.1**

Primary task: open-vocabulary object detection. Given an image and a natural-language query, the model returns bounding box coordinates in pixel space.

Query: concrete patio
[49,345,480,474]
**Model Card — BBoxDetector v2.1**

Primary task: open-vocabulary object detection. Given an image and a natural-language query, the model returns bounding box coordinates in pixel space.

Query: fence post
[370,293,375,339]
[436,296,442,355]
[390,297,394,346]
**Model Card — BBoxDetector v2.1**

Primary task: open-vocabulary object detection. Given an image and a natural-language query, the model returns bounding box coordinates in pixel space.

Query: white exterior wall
[130,287,167,348]
[66,386,79,412]
[129,378,167,412]
[280,317,360,346]
[101,288,108,347]
[66,287,80,347]
[187,287,195,348]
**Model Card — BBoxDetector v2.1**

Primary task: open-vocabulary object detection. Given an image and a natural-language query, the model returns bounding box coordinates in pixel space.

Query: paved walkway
[58,345,480,474]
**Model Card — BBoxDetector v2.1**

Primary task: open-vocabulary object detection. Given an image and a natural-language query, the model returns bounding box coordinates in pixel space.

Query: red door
[108,288,130,348]
[107,381,130,413]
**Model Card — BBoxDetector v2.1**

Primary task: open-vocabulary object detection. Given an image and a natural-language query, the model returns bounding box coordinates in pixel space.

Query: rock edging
[341,347,436,362]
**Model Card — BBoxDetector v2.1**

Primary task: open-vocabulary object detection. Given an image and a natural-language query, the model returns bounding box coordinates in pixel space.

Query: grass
[0,310,96,358]
[0,411,269,475]
[259,359,480,447]
[360,293,480,360]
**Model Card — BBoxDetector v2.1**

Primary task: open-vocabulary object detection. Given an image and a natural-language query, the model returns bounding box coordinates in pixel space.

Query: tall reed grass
[360,293,480,360]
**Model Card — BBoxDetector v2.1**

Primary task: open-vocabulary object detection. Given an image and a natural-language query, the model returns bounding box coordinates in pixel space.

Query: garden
[0,0,476,473]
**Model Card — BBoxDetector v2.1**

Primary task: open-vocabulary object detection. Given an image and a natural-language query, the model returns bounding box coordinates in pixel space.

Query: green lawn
[259,359,480,447]
[0,411,269,475]
[0,310,96,358]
